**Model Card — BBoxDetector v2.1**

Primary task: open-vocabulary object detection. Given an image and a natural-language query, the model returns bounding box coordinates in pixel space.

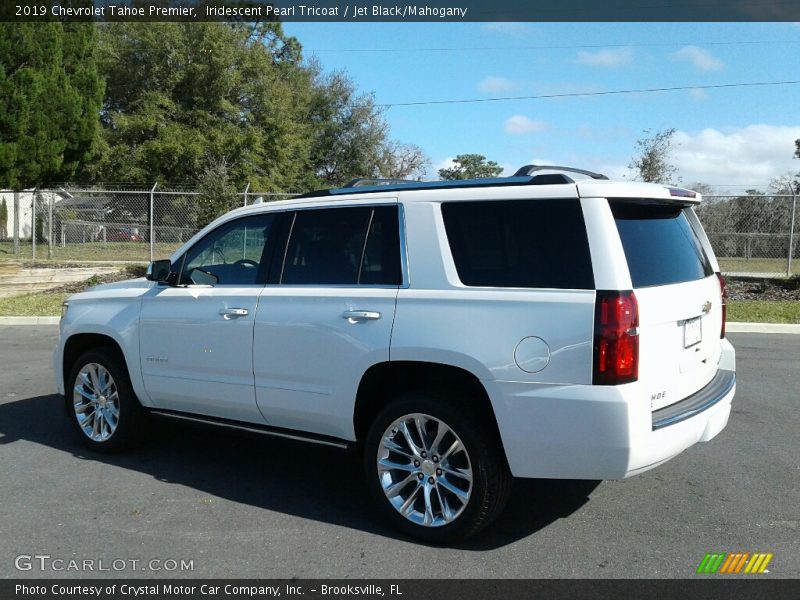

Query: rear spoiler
[576,181,702,205]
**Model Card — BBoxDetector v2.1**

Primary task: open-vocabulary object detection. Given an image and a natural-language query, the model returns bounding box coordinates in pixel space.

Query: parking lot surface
[1,326,797,578]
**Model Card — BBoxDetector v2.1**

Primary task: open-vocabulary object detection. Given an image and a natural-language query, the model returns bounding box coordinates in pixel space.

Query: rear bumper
[652,369,735,430]
[487,338,736,480]
[625,372,734,477]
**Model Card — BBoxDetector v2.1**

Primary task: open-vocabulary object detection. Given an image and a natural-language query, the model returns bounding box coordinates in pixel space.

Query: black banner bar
[3,0,800,23]
[4,580,800,600]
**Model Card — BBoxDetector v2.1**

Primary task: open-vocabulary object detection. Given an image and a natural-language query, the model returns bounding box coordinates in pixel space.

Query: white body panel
[486,340,735,480]
[54,279,151,403]
[138,285,265,423]
[54,176,735,482]
[253,286,397,439]
[635,276,723,411]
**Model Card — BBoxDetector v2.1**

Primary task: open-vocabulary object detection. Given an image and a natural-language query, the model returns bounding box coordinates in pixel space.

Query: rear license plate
[684,316,702,348]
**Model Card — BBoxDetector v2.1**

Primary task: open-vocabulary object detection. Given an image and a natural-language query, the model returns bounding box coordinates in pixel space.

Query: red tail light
[593,290,639,385]
[716,272,727,338]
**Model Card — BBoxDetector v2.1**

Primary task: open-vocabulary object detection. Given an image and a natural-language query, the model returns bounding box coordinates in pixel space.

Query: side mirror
[146,259,172,282]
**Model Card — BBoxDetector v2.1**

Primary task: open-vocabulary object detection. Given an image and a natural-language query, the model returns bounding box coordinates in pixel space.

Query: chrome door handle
[219,308,249,319]
[342,310,381,322]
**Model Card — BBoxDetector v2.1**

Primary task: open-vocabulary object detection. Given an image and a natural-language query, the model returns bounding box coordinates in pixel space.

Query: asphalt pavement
[0,326,797,578]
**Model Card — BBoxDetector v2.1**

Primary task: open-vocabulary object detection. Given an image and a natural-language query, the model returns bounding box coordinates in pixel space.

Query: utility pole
[150,182,158,262]
[13,191,19,255]
[788,181,798,277]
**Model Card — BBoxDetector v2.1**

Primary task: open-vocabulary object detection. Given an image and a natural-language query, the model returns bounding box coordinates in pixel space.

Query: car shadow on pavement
[0,394,600,550]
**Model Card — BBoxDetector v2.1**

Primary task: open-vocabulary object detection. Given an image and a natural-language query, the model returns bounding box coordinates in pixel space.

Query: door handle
[342,310,381,322]
[219,308,249,319]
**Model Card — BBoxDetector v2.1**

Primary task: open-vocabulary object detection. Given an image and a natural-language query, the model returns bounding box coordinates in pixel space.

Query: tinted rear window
[441,199,594,289]
[610,201,713,288]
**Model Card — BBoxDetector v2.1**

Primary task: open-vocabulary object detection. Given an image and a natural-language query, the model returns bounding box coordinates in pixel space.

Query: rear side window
[610,201,713,288]
[441,199,594,289]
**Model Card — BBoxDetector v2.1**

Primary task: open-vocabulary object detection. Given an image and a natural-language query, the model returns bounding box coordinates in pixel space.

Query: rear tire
[67,349,147,452]
[364,389,512,543]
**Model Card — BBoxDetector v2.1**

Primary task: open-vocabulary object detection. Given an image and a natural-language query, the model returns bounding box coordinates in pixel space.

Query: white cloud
[672,125,800,186]
[504,115,548,135]
[576,48,633,68]
[689,88,709,101]
[478,76,515,94]
[671,46,724,71]
[432,157,455,175]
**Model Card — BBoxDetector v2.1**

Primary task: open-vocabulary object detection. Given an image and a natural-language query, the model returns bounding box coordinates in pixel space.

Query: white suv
[54,166,736,543]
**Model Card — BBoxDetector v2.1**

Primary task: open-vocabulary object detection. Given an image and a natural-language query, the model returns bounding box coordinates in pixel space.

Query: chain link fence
[0,186,297,263]
[1,187,798,277]
[697,194,799,278]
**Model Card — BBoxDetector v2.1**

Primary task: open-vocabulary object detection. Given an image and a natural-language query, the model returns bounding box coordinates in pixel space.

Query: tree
[90,22,314,192]
[92,24,397,194]
[769,173,799,196]
[438,154,503,180]
[687,183,716,196]
[0,22,104,188]
[306,70,389,188]
[377,142,430,180]
[794,138,800,184]
[628,128,678,184]
[196,157,239,227]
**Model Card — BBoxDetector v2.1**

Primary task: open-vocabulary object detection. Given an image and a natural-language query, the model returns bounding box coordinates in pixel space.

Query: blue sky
[283,22,800,192]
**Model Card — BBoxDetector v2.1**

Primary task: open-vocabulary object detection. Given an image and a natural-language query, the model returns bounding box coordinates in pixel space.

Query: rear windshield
[610,201,713,288]
[441,199,594,289]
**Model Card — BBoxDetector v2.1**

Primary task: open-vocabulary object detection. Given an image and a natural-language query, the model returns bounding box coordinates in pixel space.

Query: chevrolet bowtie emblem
[702,301,712,314]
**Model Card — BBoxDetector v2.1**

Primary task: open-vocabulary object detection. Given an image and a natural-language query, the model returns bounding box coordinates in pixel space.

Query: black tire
[363,389,512,543]
[66,348,147,452]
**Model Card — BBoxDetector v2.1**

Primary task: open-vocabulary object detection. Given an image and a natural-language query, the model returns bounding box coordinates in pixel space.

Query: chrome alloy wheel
[377,413,473,527]
[73,363,120,442]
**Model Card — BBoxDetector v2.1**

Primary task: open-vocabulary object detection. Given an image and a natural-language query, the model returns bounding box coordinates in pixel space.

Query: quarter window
[441,199,594,289]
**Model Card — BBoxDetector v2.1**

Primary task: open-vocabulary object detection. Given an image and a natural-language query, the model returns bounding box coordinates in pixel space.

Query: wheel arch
[62,333,128,394]
[353,361,504,449]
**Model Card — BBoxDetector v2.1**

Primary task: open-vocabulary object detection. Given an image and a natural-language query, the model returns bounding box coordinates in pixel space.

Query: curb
[1,317,798,333]
[0,316,61,325]
[726,322,800,334]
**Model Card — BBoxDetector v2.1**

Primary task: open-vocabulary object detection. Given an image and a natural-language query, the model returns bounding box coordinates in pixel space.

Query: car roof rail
[514,164,609,180]
[343,178,419,188]
[294,168,607,199]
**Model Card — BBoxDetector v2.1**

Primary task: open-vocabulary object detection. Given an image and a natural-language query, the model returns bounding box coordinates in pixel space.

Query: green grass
[727,300,800,324]
[718,257,799,275]
[0,240,181,262]
[0,291,68,316]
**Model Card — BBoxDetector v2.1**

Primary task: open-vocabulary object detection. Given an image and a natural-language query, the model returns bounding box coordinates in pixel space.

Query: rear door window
[280,205,402,286]
[610,201,713,288]
[441,199,594,289]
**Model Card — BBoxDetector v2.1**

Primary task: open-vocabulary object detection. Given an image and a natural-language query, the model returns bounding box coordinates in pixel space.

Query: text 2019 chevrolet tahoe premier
[55,166,736,542]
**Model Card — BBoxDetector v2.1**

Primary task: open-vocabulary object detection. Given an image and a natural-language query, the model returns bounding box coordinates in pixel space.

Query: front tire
[364,390,512,543]
[67,349,147,452]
